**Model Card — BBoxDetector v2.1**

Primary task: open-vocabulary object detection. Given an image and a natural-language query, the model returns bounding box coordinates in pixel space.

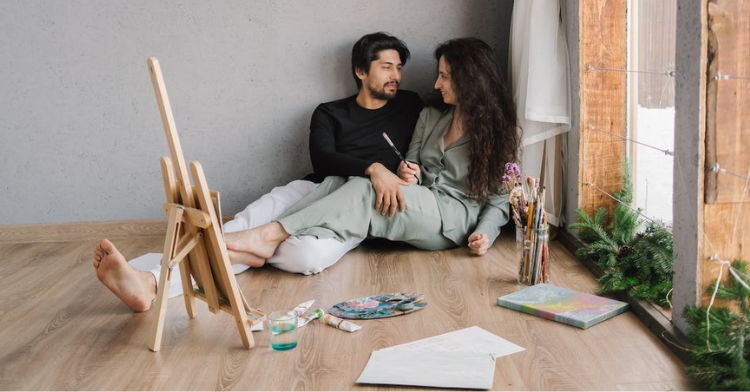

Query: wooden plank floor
[0,228,697,390]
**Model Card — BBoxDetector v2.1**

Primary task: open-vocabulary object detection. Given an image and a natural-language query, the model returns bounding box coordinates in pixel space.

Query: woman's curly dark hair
[425,38,521,203]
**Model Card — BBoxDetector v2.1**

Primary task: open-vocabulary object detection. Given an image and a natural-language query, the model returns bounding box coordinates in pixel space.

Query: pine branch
[614,157,633,204]
[570,160,673,306]
[683,260,750,390]
[569,208,610,244]
[611,204,639,245]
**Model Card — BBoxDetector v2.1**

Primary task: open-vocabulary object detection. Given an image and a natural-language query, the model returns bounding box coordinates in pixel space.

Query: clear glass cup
[268,310,298,351]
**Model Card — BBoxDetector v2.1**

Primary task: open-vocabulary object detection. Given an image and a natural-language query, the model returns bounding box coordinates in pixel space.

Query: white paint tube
[298,309,324,328]
[291,300,315,317]
[323,314,362,332]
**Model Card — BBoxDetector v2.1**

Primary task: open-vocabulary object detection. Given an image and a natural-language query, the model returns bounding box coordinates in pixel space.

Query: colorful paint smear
[496,284,629,329]
[330,293,427,319]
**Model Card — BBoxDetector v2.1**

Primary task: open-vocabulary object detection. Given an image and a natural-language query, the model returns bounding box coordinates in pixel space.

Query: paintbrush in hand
[382,132,419,181]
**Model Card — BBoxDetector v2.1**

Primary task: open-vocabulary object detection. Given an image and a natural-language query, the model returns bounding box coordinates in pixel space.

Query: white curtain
[510,0,572,226]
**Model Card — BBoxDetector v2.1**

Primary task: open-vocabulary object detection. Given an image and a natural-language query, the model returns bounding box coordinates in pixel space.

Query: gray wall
[0,0,514,225]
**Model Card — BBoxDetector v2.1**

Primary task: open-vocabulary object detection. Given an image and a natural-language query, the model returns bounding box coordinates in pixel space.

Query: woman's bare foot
[224,222,289,258]
[227,249,266,267]
[93,239,157,312]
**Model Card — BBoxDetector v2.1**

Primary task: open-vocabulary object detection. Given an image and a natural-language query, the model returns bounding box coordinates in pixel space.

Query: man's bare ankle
[267,222,290,242]
[146,271,158,297]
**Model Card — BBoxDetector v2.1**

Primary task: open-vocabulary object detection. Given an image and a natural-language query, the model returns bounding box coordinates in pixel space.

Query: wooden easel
[146,57,265,352]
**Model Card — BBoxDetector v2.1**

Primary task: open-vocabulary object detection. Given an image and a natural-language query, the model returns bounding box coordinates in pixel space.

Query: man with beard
[93,32,423,312]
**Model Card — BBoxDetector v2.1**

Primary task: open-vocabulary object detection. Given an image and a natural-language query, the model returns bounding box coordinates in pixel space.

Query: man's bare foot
[93,239,157,312]
[224,222,289,259]
[227,249,266,267]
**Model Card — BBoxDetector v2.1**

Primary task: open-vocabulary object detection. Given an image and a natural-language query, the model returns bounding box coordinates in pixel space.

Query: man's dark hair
[351,32,410,90]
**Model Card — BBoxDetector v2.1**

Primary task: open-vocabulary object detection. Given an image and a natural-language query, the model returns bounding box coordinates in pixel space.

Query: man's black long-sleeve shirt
[304,90,423,183]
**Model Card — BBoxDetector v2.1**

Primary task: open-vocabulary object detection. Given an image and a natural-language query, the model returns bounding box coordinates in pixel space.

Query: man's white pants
[149,180,364,291]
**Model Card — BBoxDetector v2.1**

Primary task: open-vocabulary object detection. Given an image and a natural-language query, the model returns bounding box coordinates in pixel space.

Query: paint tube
[323,314,362,332]
[291,300,315,317]
[298,308,324,328]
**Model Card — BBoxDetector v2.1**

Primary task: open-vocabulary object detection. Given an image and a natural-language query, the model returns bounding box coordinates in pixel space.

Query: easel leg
[160,157,197,318]
[191,161,255,349]
[148,206,183,352]
[178,242,197,318]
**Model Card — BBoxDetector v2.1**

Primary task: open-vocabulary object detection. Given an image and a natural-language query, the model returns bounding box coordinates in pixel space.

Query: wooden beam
[579,0,628,218]
[699,0,750,309]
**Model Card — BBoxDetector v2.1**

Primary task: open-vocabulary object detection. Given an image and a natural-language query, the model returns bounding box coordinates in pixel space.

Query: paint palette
[329,293,427,319]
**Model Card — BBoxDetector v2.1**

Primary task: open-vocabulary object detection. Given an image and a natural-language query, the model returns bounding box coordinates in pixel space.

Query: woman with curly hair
[225,37,521,264]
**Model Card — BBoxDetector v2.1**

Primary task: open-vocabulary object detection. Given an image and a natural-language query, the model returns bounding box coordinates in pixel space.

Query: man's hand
[468,232,489,256]
[366,163,408,217]
[398,161,421,185]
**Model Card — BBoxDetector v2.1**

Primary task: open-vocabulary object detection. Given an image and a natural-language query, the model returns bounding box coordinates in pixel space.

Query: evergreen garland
[568,160,674,307]
[683,260,750,390]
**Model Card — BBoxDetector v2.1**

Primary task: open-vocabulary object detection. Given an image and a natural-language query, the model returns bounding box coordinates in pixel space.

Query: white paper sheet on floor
[356,326,525,389]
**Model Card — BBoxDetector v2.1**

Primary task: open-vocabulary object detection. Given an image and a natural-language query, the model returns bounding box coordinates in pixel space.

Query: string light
[580,180,673,233]
[704,254,750,351]
[665,288,673,309]
[587,65,676,77]
[587,124,674,156]
[705,255,729,352]
[710,162,750,182]
[586,124,749,183]
[714,72,750,81]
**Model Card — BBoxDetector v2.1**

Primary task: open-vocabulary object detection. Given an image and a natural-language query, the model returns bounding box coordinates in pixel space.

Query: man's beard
[369,82,398,100]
